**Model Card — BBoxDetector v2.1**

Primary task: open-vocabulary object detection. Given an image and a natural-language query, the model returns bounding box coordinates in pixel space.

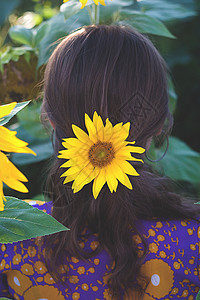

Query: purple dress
[0,200,199,299]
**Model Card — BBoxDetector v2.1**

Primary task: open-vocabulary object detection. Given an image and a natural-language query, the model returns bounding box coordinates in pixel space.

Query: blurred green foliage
[0,0,199,199]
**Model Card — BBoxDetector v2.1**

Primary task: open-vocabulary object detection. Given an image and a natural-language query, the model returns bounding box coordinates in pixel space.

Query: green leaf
[155,137,200,183]
[9,102,53,165]
[34,22,49,46]
[0,101,30,126]
[11,137,53,165]
[17,101,46,139]
[60,0,82,20]
[195,290,200,300]
[0,197,68,243]
[10,119,53,165]
[0,298,12,300]
[139,0,196,23]
[120,10,175,39]
[24,51,31,63]
[9,25,34,47]
[37,12,90,68]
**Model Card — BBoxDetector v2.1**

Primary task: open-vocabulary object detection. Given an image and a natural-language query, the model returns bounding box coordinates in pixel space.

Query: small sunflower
[63,0,106,9]
[58,111,145,199]
[0,102,36,211]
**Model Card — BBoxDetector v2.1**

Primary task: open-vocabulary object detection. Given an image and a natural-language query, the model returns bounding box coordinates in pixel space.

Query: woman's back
[0,201,199,299]
[1,24,200,299]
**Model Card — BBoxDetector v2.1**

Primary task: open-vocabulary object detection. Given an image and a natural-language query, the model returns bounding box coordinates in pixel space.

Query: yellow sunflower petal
[0,127,36,155]
[61,158,87,169]
[85,113,97,143]
[116,160,140,176]
[116,154,144,163]
[5,179,28,193]
[105,164,118,193]
[58,147,88,160]
[113,141,127,152]
[92,168,106,199]
[110,122,130,149]
[93,111,99,128]
[120,173,133,190]
[62,138,87,149]
[73,167,99,193]
[98,0,105,5]
[96,115,104,141]
[72,163,95,188]
[72,124,92,144]
[112,162,133,190]
[92,112,104,141]
[104,118,113,141]
[79,0,87,8]
[116,145,145,156]
[0,102,16,119]
[60,160,73,168]
[61,164,85,177]
[63,172,80,184]
[0,152,28,193]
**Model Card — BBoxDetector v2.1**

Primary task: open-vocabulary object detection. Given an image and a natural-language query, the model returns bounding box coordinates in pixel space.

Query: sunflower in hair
[58,111,145,199]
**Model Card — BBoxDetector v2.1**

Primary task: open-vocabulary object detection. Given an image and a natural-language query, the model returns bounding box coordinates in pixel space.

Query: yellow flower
[58,111,145,199]
[0,102,36,211]
[63,0,105,8]
[63,0,106,9]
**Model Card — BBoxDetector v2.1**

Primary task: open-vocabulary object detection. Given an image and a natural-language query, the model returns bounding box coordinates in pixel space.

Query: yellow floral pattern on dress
[0,201,200,299]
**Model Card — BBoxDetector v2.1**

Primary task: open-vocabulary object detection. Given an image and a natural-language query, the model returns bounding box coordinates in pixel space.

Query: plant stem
[94,4,100,24]
[87,3,100,25]
[87,6,94,24]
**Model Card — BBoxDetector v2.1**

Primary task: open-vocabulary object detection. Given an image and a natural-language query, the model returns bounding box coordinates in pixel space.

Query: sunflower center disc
[88,141,115,167]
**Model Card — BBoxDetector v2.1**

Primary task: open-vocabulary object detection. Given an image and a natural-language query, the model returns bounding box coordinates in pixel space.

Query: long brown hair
[41,25,199,298]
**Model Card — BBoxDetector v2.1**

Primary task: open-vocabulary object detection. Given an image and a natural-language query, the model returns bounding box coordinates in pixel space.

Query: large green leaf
[37,12,90,68]
[60,0,82,20]
[34,23,49,47]
[0,197,68,243]
[37,13,70,68]
[11,137,53,165]
[140,0,196,23]
[0,101,30,126]
[0,298,11,300]
[10,121,53,165]
[120,10,175,39]
[10,101,53,165]
[9,25,34,47]
[17,101,47,139]
[155,137,200,183]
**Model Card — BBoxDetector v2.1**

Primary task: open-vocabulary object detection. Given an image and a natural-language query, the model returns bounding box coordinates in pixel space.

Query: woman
[0,25,199,300]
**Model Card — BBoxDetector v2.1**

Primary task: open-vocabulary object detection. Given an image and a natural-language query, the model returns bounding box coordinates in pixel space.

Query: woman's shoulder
[139,217,200,234]
[130,217,200,299]
[137,217,200,245]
